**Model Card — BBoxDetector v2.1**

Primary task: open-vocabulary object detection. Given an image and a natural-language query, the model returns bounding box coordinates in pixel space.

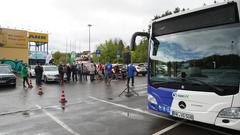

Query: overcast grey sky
[0,0,217,53]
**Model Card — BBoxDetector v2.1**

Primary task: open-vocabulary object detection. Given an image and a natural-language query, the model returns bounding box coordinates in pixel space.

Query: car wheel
[11,84,16,88]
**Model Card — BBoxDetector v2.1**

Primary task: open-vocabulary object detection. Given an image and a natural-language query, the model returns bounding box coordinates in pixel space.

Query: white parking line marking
[89,96,174,121]
[137,90,147,96]
[133,86,147,91]
[135,84,147,87]
[153,122,183,135]
[36,105,80,135]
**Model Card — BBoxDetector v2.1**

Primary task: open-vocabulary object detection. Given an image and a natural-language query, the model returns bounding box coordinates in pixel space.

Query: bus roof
[152,0,239,23]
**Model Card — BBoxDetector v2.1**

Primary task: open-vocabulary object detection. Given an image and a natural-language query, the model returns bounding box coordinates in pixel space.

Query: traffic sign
[96,50,100,55]
[96,50,101,56]
[116,50,120,58]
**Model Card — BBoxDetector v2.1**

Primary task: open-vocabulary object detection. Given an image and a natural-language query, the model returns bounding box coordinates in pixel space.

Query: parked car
[135,63,147,76]
[0,64,14,72]
[112,64,127,79]
[0,66,16,87]
[42,65,59,83]
[29,65,36,77]
[120,64,127,79]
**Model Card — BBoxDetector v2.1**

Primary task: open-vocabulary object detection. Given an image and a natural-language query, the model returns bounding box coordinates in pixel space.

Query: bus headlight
[148,94,157,104]
[218,107,240,119]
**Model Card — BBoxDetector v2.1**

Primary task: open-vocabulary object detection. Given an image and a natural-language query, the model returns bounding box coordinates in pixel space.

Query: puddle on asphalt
[22,111,34,117]
[35,132,52,135]
[49,105,67,111]
[114,110,145,120]
[107,97,114,100]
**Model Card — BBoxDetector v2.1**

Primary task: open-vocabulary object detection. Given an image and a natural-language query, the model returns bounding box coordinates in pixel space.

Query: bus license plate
[171,110,194,120]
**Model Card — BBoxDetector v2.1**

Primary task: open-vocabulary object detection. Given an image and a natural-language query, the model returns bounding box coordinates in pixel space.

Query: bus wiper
[175,76,224,93]
[150,79,181,86]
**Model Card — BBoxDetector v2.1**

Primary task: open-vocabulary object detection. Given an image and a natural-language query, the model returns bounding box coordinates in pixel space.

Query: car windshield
[0,67,11,73]
[150,24,240,94]
[44,66,58,71]
[0,65,11,69]
[30,65,36,69]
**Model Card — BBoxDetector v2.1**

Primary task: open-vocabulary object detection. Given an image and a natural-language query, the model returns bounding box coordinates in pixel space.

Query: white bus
[131,0,240,131]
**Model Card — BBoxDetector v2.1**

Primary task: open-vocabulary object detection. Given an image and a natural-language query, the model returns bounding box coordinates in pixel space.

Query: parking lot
[0,76,239,135]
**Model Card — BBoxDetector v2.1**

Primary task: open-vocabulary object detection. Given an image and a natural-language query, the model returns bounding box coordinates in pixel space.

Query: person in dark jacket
[71,64,78,82]
[58,64,64,85]
[66,64,71,82]
[78,63,83,81]
[127,63,136,86]
[35,63,43,86]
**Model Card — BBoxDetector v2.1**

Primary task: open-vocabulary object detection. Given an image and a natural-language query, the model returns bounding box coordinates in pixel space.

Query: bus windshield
[150,24,240,95]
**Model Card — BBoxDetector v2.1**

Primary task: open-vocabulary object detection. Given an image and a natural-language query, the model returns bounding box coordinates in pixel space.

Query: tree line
[92,38,148,64]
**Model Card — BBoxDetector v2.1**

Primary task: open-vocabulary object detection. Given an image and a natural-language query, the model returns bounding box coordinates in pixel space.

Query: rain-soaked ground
[0,76,239,135]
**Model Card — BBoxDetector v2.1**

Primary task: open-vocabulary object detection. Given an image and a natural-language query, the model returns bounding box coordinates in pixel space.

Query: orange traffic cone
[59,89,67,103]
[29,79,33,88]
[38,85,43,95]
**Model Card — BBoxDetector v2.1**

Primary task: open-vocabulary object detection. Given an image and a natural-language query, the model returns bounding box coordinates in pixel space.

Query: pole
[88,24,92,52]
[98,56,99,65]
[78,40,81,53]
[74,40,76,53]
[47,43,48,54]
[65,39,67,63]
[70,40,71,52]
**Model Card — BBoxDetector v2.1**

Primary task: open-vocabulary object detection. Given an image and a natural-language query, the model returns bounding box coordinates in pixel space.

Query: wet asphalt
[0,76,239,135]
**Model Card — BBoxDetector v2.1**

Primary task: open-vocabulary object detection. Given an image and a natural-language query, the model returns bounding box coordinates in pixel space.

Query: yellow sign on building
[0,28,49,64]
[28,32,48,43]
[0,28,28,49]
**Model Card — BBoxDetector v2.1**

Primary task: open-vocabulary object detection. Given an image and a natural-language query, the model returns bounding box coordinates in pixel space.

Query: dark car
[112,64,127,80]
[0,66,16,87]
[0,64,13,72]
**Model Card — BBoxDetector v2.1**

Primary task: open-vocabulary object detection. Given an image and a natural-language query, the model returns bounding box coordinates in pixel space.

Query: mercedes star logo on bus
[179,101,186,109]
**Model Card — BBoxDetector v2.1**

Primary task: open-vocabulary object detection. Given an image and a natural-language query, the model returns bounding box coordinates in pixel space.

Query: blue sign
[96,50,101,55]
[116,50,120,57]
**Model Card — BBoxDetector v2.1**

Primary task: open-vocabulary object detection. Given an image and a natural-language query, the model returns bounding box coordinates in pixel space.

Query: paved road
[0,76,239,135]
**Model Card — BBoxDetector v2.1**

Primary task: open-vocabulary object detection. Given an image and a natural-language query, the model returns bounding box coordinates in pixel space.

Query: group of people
[57,61,137,86]
[103,62,136,86]
[21,61,137,88]
[58,62,93,85]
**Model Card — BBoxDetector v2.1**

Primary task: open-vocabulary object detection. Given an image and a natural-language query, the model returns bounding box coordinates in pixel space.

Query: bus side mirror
[130,32,149,51]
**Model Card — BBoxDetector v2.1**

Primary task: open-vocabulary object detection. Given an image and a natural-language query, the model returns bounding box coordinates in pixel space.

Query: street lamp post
[88,24,92,52]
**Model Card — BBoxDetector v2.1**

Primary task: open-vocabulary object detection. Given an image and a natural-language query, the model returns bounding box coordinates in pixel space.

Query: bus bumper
[215,117,240,131]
